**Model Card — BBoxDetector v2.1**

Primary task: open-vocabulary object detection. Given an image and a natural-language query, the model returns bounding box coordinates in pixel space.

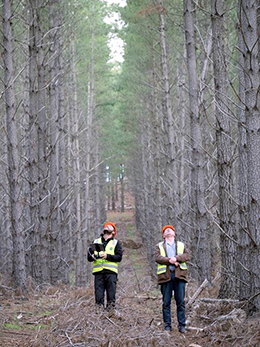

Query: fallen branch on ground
[199,298,240,303]
[187,278,209,308]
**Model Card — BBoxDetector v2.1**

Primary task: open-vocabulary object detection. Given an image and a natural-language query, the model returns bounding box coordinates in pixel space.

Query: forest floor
[0,193,260,346]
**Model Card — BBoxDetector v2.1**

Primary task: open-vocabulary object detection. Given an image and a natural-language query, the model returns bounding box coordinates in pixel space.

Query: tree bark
[237,0,249,302]
[57,0,69,284]
[49,0,61,284]
[211,0,238,298]
[158,0,179,229]
[3,0,27,290]
[94,128,102,233]
[183,0,211,281]
[152,41,162,237]
[81,39,95,284]
[21,6,32,277]
[238,0,260,309]
[37,0,50,283]
[71,38,83,286]
[28,0,40,283]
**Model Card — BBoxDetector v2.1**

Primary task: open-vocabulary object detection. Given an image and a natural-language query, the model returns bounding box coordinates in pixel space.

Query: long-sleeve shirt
[166,240,176,271]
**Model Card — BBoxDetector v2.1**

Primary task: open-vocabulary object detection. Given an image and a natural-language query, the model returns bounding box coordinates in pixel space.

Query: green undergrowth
[4,323,22,330]
[5,322,48,330]
[106,210,134,222]
[126,223,135,239]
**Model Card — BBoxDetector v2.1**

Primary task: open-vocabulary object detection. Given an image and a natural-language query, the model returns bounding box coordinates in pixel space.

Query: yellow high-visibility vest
[92,237,118,274]
[157,241,187,275]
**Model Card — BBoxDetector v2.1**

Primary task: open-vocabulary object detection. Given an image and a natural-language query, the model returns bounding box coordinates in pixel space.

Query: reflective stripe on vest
[92,238,118,274]
[157,241,187,275]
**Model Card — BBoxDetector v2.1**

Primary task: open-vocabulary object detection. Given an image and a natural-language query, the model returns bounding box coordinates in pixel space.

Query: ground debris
[1,210,260,347]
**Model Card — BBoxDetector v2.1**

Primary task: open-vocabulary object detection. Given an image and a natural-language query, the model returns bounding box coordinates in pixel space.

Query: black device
[89,243,105,259]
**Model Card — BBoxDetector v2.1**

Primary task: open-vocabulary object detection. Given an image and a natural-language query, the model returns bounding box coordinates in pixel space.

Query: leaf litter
[0,209,259,347]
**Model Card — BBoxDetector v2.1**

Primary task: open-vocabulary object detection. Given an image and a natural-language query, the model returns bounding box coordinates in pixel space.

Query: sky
[104,0,127,63]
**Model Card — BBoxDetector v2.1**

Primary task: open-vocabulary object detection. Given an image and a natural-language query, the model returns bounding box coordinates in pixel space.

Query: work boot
[178,326,186,334]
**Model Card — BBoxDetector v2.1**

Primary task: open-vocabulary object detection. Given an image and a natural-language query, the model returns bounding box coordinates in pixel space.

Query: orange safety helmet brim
[104,222,117,236]
[162,225,175,234]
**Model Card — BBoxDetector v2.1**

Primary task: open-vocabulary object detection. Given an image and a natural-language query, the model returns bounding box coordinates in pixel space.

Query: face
[104,224,114,233]
[163,227,175,238]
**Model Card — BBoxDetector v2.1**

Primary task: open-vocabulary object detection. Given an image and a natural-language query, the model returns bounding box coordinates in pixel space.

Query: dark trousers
[94,272,117,309]
[160,272,186,328]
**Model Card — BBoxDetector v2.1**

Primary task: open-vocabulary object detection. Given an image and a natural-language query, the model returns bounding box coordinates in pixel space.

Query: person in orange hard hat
[155,225,190,333]
[88,222,122,310]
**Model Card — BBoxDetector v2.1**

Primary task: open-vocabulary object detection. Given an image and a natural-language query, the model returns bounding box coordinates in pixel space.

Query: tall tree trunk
[28,0,40,282]
[3,0,27,290]
[37,0,50,283]
[183,0,211,281]
[94,129,102,233]
[21,10,33,277]
[158,0,179,229]
[238,0,260,310]
[71,39,83,286]
[83,2,96,284]
[0,192,12,275]
[140,130,151,246]
[151,41,162,238]
[211,0,237,298]
[67,92,73,267]
[112,182,116,211]
[237,0,249,302]
[49,0,61,284]
[57,1,69,284]
[84,26,95,245]
[178,52,187,216]
[115,177,118,202]
[107,180,111,211]
[120,165,124,213]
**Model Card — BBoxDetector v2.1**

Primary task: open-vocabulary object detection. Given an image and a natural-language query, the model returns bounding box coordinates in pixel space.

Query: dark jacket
[155,240,190,283]
[88,236,123,275]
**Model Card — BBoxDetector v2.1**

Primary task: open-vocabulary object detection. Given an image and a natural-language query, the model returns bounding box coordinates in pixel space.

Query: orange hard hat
[162,225,175,234]
[104,222,117,236]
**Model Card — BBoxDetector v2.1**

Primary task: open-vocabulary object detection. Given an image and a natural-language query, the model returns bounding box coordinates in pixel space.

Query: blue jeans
[160,272,186,328]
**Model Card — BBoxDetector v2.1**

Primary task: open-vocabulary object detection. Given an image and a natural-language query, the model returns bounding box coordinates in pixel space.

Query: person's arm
[106,240,123,262]
[87,245,95,262]
[155,243,171,265]
[176,245,190,263]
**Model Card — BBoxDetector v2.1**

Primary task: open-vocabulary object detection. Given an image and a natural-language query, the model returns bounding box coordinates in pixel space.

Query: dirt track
[0,209,259,346]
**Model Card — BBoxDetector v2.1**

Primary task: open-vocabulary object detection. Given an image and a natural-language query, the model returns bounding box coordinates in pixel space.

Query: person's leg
[104,272,117,309]
[173,278,186,329]
[94,273,105,307]
[160,273,174,329]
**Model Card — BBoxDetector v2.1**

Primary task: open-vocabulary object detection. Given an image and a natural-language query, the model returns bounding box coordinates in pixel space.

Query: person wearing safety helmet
[155,225,190,333]
[88,222,123,311]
